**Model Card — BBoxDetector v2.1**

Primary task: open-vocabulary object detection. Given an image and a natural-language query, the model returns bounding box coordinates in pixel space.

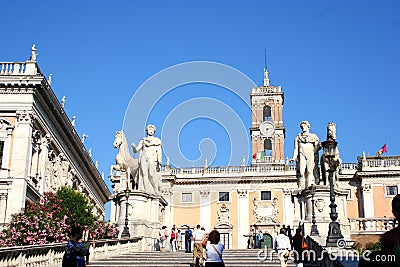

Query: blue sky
[2,1,400,219]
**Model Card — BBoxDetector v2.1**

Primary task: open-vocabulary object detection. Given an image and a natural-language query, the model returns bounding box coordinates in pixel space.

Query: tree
[55,186,97,227]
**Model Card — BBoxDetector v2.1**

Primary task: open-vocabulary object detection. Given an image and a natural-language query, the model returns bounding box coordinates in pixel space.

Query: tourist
[274,228,291,267]
[159,226,168,252]
[252,225,257,249]
[185,226,193,253]
[170,225,177,252]
[192,224,206,266]
[292,228,307,267]
[286,225,293,249]
[202,230,225,267]
[81,225,95,264]
[379,194,400,266]
[62,225,88,267]
[177,229,182,250]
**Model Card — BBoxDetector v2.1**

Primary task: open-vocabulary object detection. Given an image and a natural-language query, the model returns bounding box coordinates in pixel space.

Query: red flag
[252,153,257,159]
[377,144,388,156]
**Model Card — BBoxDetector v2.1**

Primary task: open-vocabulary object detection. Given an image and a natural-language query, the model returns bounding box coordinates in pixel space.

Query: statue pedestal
[116,173,168,251]
[293,186,351,243]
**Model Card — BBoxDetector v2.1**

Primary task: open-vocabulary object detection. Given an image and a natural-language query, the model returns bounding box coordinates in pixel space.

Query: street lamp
[321,138,344,246]
[309,184,319,236]
[121,187,131,238]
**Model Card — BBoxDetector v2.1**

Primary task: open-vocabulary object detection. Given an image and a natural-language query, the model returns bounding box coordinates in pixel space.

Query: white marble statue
[30,45,37,61]
[292,121,321,188]
[113,130,139,190]
[131,124,162,194]
[320,122,342,186]
[217,204,230,224]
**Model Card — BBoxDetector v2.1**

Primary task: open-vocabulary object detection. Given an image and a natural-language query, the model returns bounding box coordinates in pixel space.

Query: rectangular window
[181,193,192,203]
[261,191,272,201]
[218,192,229,202]
[0,141,4,167]
[386,186,398,196]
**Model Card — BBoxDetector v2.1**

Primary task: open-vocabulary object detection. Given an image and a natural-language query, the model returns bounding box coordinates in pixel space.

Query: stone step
[88,250,316,267]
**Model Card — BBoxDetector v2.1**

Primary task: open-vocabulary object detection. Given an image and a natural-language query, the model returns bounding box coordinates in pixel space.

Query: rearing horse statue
[113,131,139,190]
[320,123,342,186]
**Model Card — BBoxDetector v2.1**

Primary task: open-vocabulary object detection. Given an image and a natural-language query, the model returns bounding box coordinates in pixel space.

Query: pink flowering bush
[0,188,119,247]
[0,192,69,246]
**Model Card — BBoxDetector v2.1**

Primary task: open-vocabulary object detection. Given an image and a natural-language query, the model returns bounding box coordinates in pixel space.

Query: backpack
[185,230,191,239]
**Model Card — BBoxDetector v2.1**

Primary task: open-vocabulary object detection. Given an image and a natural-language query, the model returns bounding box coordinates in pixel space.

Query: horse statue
[319,123,342,186]
[112,130,139,190]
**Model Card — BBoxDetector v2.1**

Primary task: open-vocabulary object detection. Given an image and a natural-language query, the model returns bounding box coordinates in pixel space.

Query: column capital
[282,188,292,196]
[16,110,37,124]
[237,189,248,198]
[362,184,372,192]
[200,190,210,198]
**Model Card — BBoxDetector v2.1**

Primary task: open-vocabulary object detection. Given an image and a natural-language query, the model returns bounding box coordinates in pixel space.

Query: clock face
[260,121,275,137]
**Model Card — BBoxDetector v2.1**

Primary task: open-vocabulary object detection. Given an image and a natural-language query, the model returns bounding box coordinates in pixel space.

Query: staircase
[88,249,316,267]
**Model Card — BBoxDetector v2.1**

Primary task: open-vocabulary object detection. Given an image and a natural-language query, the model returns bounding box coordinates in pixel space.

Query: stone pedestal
[293,186,351,242]
[116,173,168,251]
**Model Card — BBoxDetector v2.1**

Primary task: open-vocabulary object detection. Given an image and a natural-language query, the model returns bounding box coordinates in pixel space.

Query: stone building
[0,48,110,227]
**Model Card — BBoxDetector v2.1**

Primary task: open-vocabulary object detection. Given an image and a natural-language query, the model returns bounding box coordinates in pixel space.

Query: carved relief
[252,197,279,224]
[315,199,325,212]
[217,204,230,224]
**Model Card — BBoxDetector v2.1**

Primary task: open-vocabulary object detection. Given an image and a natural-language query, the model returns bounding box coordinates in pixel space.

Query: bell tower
[250,68,285,164]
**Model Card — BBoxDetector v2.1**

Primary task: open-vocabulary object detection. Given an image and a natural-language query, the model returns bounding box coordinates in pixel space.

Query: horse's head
[327,122,337,140]
[113,131,124,148]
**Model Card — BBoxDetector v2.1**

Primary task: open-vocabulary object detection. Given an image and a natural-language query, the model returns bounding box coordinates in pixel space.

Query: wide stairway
[88,249,316,267]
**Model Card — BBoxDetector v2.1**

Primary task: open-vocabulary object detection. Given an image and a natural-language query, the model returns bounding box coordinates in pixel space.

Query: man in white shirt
[192,224,206,266]
[275,228,291,267]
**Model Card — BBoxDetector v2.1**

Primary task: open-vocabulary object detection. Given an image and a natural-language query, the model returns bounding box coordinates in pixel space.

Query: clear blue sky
[2,1,400,219]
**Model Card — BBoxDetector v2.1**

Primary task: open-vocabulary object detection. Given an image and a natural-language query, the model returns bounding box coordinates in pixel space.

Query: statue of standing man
[131,124,162,194]
[292,121,321,189]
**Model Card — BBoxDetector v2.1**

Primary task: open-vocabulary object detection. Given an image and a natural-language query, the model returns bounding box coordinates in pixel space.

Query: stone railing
[0,237,141,267]
[0,62,38,76]
[349,217,396,234]
[161,162,358,176]
[306,236,345,267]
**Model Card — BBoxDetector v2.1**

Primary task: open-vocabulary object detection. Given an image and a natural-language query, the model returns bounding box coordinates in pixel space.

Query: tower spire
[263,49,270,86]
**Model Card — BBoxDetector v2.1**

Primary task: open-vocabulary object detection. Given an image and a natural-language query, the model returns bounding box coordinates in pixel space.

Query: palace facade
[0,50,110,227]
[150,70,399,249]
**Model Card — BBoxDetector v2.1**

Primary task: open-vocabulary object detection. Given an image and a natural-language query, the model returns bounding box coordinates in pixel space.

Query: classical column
[282,189,294,227]
[362,184,374,218]
[237,189,249,249]
[200,190,211,231]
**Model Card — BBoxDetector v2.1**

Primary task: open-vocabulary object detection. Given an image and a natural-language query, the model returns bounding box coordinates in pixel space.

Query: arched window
[263,105,272,121]
[264,139,272,157]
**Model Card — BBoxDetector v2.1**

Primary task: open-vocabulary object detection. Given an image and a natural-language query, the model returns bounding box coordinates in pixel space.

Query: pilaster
[200,190,211,232]
[362,184,374,218]
[237,189,249,249]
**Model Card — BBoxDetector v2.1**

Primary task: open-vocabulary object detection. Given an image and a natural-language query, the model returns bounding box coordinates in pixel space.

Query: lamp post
[121,187,131,238]
[309,185,319,236]
[322,138,344,246]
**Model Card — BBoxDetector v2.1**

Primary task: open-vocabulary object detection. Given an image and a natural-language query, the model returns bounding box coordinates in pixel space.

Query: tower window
[263,105,272,121]
[181,193,193,203]
[386,185,398,196]
[264,139,272,157]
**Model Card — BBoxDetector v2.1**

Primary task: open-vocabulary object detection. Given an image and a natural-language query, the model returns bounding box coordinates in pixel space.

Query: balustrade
[0,237,141,267]
[349,217,395,234]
